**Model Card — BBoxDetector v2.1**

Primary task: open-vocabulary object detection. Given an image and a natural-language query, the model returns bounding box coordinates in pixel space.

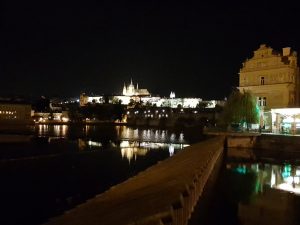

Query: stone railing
[45,136,224,225]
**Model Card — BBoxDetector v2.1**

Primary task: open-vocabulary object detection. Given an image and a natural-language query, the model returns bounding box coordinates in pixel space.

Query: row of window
[260,76,290,85]
[242,75,294,86]
[0,110,17,115]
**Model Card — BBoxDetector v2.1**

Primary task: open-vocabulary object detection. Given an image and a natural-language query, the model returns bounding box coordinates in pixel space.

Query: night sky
[2,1,300,99]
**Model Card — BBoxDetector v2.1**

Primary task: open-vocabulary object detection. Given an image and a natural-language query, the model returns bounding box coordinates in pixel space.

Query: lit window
[258,97,262,106]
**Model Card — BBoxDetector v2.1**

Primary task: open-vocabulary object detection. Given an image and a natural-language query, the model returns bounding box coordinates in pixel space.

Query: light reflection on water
[223,162,300,225]
[35,125,190,163]
[1,125,193,225]
[77,138,189,163]
[227,163,300,195]
[115,126,186,144]
[35,125,187,144]
[118,141,188,163]
[37,124,68,137]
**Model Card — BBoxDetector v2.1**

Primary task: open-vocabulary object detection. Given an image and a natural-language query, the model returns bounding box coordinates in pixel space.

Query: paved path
[45,136,225,225]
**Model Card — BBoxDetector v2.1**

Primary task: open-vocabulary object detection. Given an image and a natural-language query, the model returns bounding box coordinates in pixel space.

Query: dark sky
[2,1,300,99]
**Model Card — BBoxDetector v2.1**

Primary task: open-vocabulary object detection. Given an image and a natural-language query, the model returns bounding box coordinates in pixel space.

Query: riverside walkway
[45,136,225,225]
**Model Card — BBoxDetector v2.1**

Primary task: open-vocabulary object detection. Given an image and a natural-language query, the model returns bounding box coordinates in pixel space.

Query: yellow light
[61,117,69,122]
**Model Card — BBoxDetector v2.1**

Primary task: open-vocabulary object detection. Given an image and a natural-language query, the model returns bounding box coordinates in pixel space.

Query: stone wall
[45,137,225,225]
[224,133,300,159]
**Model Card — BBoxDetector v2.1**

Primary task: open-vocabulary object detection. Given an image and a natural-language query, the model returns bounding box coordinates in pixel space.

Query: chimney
[282,47,291,56]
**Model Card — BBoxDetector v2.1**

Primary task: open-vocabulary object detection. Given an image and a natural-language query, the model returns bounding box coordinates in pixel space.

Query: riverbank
[204,130,300,160]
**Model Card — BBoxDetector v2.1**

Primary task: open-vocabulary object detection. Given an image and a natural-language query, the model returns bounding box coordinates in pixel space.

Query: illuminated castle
[122,79,150,96]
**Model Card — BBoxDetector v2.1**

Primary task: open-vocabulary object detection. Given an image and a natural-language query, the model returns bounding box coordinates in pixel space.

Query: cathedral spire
[136,83,138,90]
[123,82,127,95]
[130,78,133,85]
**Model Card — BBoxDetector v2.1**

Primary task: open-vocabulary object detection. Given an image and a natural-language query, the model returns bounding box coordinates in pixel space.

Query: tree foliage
[221,90,259,128]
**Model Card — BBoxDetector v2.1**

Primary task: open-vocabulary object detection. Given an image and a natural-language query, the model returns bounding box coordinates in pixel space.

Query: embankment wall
[45,136,225,225]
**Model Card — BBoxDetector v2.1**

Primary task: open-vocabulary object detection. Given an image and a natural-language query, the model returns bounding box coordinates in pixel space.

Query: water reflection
[34,124,190,164]
[115,126,186,144]
[169,144,175,156]
[1,125,193,225]
[35,125,188,145]
[120,141,147,163]
[38,124,49,136]
[227,163,300,195]
[224,162,300,225]
[37,124,68,137]
[77,138,189,163]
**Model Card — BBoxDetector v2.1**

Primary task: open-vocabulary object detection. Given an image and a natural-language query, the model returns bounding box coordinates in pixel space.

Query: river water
[195,156,300,225]
[2,125,300,225]
[224,162,300,225]
[0,125,191,225]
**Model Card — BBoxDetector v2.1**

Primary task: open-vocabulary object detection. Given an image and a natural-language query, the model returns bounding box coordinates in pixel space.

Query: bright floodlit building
[238,44,300,109]
[238,44,300,133]
[122,79,150,97]
[0,101,32,124]
[79,80,223,108]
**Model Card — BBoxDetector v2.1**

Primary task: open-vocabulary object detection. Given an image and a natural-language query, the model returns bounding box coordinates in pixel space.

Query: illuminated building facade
[0,102,32,123]
[79,81,224,108]
[122,79,150,96]
[33,111,69,123]
[238,44,300,109]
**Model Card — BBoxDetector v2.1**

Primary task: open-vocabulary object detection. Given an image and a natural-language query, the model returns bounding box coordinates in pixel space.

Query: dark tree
[34,96,50,112]
[221,90,259,129]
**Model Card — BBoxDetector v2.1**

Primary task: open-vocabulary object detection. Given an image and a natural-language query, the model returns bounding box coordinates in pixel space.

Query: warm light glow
[276,183,300,194]
[169,145,174,156]
[285,176,300,184]
[61,117,69,122]
[88,140,102,147]
[271,108,300,116]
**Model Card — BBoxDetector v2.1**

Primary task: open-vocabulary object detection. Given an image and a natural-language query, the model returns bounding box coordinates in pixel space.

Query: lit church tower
[122,83,127,95]
[170,91,175,98]
[127,79,135,96]
[122,79,150,96]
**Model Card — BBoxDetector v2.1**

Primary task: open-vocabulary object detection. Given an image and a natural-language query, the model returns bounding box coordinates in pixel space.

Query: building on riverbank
[238,44,300,132]
[0,101,32,124]
[125,106,220,127]
[271,108,300,134]
[238,44,300,109]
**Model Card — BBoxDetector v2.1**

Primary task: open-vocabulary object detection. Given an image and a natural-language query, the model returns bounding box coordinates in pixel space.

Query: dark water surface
[199,159,300,225]
[0,125,193,225]
[3,125,299,225]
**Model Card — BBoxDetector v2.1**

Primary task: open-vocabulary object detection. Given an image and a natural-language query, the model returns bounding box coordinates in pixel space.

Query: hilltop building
[122,79,150,96]
[79,80,224,109]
